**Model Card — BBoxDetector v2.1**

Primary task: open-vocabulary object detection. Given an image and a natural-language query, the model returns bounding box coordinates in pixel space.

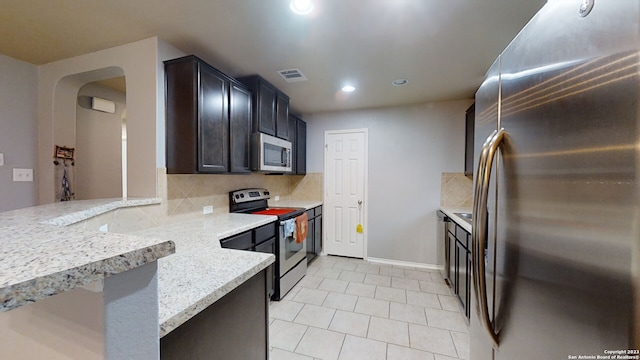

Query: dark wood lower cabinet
[306,205,323,261]
[160,270,268,360]
[447,220,471,320]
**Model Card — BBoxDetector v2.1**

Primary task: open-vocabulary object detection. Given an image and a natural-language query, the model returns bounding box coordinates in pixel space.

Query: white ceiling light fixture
[392,78,409,86]
[341,85,356,93]
[290,0,314,15]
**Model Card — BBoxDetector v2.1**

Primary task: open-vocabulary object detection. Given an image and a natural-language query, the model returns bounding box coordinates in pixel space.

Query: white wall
[0,54,38,212]
[37,37,167,204]
[306,100,473,265]
[75,83,126,200]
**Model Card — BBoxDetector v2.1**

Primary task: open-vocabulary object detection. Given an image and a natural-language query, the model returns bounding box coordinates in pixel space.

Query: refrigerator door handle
[472,128,505,348]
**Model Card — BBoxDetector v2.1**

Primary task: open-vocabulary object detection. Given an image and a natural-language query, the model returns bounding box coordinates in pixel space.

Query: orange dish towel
[295,212,308,244]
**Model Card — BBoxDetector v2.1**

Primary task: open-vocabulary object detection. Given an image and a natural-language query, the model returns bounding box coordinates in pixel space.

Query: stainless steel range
[229,188,307,300]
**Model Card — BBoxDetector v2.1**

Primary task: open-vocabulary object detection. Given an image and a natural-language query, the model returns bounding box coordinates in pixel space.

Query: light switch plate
[0,153,4,166]
[203,205,214,215]
[13,168,33,182]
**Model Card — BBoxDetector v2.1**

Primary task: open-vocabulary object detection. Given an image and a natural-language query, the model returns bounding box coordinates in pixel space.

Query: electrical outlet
[203,205,214,215]
[13,168,33,182]
[0,153,4,166]
[99,224,109,232]
[274,195,280,201]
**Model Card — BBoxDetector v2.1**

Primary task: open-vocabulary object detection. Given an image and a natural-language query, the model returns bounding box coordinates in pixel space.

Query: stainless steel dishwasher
[436,210,451,286]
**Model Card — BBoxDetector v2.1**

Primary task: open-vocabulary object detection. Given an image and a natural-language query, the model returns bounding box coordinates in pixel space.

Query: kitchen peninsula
[0,198,276,360]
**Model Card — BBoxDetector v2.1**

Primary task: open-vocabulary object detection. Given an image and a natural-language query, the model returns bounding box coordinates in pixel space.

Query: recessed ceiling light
[341,85,356,93]
[290,0,314,15]
[392,79,409,86]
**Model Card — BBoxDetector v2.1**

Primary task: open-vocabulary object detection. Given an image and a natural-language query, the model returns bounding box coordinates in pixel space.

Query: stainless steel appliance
[251,132,292,173]
[229,188,306,300]
[471,1,638,359]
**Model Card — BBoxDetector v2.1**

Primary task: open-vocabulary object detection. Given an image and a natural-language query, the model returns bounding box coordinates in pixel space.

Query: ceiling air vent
[276,68,308,82]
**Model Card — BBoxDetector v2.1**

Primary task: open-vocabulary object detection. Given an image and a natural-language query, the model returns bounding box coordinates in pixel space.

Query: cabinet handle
[472,128,505,348]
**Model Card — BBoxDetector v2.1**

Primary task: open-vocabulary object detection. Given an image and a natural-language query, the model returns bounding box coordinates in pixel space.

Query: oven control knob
[240,194,245,198]
[264,191,270,196]
[235,194,240,199]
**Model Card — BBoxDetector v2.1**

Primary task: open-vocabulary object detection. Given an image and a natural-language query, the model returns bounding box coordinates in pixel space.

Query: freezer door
[479,1,640,359]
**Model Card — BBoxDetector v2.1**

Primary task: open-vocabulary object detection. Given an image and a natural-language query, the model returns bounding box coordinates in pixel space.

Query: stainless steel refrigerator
[471,1,638,359]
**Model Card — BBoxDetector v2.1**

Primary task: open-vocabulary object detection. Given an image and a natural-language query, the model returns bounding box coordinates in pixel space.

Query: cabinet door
[296,119,307,175]
[466,251,472,319]
[314,214,322,254]
[276,93,289,140]
[165,58,198,174]
[198,64,229,173]
[288,115,297,174]
[464,103,475,177]
[254,237,276,298]
[456,240,468,310]
[257,82,276,136]
[449,232,457,292]
[306,215,315,255]
[229,81,252,173]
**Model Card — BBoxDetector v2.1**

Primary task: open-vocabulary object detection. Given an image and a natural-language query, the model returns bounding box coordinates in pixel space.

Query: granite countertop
[440,207,473,233]
[268,199,323,210]
[0,198,174,312]
[129,212,277,336]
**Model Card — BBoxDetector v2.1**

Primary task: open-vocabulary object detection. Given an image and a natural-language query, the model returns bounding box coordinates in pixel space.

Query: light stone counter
[269,199,323,210]
[0,197,161,227]
[0,198,173,312]
[440,207,473,233]
[129,213,277,336]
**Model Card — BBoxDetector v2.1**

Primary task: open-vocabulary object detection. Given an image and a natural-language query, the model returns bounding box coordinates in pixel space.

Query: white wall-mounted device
[91,97,116,113]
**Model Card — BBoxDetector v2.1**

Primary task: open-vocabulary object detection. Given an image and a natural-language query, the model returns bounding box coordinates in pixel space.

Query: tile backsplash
[441,172,473,208]
[72,169,324,233]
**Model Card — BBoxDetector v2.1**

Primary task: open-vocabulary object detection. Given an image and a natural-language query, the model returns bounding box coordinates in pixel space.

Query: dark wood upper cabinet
[198,65,228,173]
[295,117,306,175]
[288,114,306,175]
[165,55,251,174]
[288,114,297,174]
[464,103,475,178]
[229,80,252,173]
[238,75,290,141]
[276,92,290,140]
[257,81,276,136]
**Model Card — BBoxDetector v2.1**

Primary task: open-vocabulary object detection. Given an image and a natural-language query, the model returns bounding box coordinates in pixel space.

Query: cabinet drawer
[220,231,252,250]
[314,206,322,217]
[254,222,276,245]
[447,221,457,235]
[456,225,469,248]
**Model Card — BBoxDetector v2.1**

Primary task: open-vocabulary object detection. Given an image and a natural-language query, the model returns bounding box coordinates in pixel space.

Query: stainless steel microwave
[251,133,292,172]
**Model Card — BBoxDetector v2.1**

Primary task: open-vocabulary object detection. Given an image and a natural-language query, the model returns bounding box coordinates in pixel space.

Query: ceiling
[0,0,546,114]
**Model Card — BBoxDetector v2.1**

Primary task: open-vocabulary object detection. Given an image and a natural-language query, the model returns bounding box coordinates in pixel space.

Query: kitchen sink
[454,212,473,225]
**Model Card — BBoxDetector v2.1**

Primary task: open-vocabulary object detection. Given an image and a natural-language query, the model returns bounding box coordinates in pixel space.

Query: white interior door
[324,129,367,259]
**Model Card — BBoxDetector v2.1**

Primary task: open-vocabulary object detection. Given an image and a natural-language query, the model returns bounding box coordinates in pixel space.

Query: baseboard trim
[367,257,442,271]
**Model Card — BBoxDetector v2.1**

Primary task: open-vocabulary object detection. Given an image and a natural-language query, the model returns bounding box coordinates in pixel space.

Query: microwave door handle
[281,148,291,166]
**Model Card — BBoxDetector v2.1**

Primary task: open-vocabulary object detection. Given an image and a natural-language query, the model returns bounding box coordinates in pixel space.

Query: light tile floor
[269,255,470,360]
